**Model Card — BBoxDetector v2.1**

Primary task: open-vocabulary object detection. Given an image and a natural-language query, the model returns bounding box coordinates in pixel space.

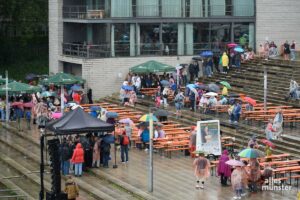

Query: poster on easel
[196,120,221,156]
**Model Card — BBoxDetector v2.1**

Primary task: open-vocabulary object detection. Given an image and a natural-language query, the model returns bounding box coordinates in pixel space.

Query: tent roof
[46,107,114,134]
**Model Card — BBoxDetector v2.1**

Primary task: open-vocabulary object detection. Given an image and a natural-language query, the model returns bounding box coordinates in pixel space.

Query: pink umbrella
[227,43,238,48]
[244,97,257,106]
[23,102,34,108]
[52,112,62,119]
[225,159,245,167]
[119,118,134,124]
[11,102,23,106]
[260,139,275,148]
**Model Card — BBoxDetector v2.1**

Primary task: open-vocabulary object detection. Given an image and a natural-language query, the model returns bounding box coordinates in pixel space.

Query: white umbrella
[204,92,218,97]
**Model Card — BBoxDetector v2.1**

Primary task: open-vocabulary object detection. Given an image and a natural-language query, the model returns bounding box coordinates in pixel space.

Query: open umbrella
[139,114,158,122]
[228,93,240,98]
[122,85,134,91]
[208,83,220,93]
[52,112,63,119]
[106,112,118,118]
[238,148,264,159]
[204,92,218,97]
[41,91,57,97]
[260,139,275,148]
[227,43,238,48]
[0,81,41,95]
[244,97,257,106]
[119,118,134,124]
[220,81,231,89]
[90,106,101,112]
[225,159,245,167]
[198,84,209,90]
[74,76,86,84]
[23,102,34,108]
[192,56,203,61]
[130,60,175,74]
[25,73,38,80]
[234,47,244,53]
[71,85,82,91]
[103,134,115,144]
[154,109,169,117]
[160,80,170,86]
[200,51,213,57]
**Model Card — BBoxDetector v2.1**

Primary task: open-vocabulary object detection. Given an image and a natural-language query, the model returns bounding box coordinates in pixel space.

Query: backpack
[122,135,129,145]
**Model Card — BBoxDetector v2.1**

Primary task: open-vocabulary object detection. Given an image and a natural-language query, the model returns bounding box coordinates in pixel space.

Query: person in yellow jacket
[222,86,228,96]
[221,52,229,74]
[64,176,79,200]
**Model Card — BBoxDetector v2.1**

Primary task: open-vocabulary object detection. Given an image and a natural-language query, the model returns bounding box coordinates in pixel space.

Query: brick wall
[76,56,194,99]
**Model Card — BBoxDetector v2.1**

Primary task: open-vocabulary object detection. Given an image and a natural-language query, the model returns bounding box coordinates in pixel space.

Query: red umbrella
[23,102,34,108]
[260,139,275,148]
[244,97,257,106]
[227,43,238,48]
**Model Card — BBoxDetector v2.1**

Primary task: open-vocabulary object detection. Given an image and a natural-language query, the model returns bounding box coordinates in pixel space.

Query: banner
[196,120,221,155]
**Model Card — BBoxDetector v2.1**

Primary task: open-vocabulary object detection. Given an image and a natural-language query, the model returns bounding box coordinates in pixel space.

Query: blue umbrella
[234,47,244,53]
[122,85,133,91]
[106,112,118,118]
[71,85,82,91]
[186,84,199,89]
[103,134,115,144]
[160,80,169,86]
[90,106,101,112]
[200,51,213,57]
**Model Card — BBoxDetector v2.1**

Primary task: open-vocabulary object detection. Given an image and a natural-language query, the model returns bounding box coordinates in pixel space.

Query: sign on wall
[196,120,222,155]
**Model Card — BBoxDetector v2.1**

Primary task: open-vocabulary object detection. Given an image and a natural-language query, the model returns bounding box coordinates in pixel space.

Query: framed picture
[196,120,221,155]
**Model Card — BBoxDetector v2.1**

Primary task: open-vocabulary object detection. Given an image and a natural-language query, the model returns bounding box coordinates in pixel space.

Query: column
[87,0,93,9]
[136,24,140,56]
[177,23,184,56]
[130,24,136,56]
[111,24,115,57]
[185,23,193,55]
[87,24,93,44]
[204,0,208,17]
[249,23,255,49]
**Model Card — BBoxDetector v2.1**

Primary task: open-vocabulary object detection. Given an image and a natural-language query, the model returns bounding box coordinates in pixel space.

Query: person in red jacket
[71,143,84,177]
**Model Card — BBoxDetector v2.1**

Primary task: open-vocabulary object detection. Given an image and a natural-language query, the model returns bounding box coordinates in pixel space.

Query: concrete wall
[59,56,193,99]
[49,0,63,74]
[256,0,300,50]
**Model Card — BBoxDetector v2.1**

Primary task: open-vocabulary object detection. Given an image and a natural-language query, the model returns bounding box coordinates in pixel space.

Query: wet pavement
[1,120,299,200]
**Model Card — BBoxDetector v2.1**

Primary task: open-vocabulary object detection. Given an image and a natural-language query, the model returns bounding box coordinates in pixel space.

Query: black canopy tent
[46,107,115,134]
[40,108,114,200]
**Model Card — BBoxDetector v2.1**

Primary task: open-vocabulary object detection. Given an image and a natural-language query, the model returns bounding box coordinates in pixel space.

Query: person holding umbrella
[174,91,185,118]
[193,151,210,189]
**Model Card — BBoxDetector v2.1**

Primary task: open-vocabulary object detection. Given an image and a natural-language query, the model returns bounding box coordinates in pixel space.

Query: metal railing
[62,42,230,58]
[63,4,254,19]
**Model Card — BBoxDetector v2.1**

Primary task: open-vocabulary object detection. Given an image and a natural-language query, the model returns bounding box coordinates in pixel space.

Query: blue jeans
[291,49,296,60]
[205,65,212,76]
[235,189,242,197]
[62,160,70,175]
[230,113,240,122]
[121,145,129,162]
[0,109,5,121]
[103,152,110,167]
[74,163,82,176]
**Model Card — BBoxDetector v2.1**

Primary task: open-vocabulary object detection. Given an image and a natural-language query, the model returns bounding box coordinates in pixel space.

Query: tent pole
[113,125,118,169]
[61,85,64,114]
[5,70,9,123]
[148,112,154,192]
[39,129,45,200]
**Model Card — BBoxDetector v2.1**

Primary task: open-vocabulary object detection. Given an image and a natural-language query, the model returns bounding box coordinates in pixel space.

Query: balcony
[63,3,254,20]
[62,42,215,59]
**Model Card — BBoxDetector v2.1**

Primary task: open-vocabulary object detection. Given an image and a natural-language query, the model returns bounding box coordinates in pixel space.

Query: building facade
[49,0,300,99]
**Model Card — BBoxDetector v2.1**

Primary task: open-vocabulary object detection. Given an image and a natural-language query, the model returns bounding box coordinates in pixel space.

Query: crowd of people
[259,40,296,61]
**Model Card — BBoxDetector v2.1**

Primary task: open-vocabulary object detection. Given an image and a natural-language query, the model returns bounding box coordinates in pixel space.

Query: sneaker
[233,197,238,200]
[233,121,238,124]
[122,162,125,164]
[195,184,200,189]
[241,193,247,197]
[238,197,241,200]
[144,148,148,152]
[200,185,204,189]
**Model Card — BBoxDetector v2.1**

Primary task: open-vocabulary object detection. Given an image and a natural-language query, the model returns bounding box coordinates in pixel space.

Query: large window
[233,0,254,16]
[192,23,210,54]
[114,24,130,56]
[111,0,132,17]
[139,24,161,55]
[234,23,255,49]
[162,0,182,17]
[162,24,178,55]
[136,0,159,17]
[211,23,231,52]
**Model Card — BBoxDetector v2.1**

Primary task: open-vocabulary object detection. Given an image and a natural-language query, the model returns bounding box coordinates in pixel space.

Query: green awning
[130,60,175,74]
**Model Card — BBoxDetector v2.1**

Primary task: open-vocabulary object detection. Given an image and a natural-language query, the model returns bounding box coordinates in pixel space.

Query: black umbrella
[25,73,38,80]
[192,56,203,61]
[228,93,240,98]
[208,83,220,93]
[198,84,209,90]
[154,109,169,117]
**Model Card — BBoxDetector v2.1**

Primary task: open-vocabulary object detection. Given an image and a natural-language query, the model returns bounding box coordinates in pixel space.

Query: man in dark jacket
[100,139,111,168]
[60,139,72,175]
[189,62,195,82]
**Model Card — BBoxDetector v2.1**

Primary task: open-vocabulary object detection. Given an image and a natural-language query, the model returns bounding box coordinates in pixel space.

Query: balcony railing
[62,42,226,59]
[63,4,254,20]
